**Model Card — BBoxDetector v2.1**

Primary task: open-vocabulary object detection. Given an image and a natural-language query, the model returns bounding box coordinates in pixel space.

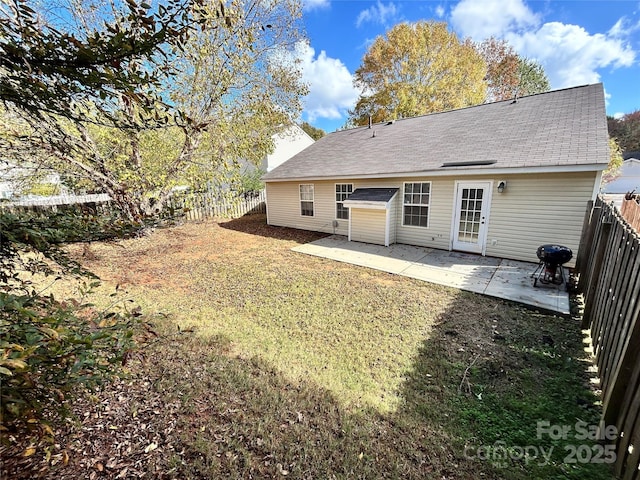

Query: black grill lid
[537,244,573,265]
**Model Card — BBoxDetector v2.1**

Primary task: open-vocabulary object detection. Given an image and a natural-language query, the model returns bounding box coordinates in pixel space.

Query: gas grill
[531,244,573,287]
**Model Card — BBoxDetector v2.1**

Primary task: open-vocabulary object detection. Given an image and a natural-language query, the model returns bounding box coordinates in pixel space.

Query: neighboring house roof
[261,124,315,172]
[263,84,609,182]
[602,158,640,194]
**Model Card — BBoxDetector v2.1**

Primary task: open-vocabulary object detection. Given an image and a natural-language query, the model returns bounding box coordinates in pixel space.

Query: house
[261,124,315,173]
[263,84,609,266]
[210,124,314,197]
[0,160,66,200]
[601,157,640,209]
[602,157,640,194]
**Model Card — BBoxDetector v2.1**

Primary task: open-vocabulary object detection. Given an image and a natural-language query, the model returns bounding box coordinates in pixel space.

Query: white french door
[452,182,492,254]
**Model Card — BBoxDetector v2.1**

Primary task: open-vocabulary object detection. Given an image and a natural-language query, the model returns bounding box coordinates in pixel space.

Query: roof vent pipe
[368,116,372,129]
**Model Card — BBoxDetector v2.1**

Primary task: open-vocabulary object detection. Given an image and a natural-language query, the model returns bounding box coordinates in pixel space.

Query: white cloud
[608,15,640,38]
[609,18,626,38]
[356,1,399,28]
[613,112,625,119]
[435,5,445,18]
[451,0,539,40]
[302,0,329,11]
[297,43,359,122]
[449,0,637,92]
[508,22,636,88]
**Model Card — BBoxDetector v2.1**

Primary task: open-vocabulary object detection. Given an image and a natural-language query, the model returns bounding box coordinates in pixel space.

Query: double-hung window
[300,184,314,216]
[403,182,430,227]
[335,184,353,219]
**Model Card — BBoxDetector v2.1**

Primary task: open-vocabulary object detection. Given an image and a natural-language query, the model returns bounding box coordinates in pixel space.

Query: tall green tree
[602,136,624,183]
[300,121,325,140]
[476,37,518,102]
[476,37,549,102]
[516,57,550,97]
[0,0,307,219]
[347,21,487,127]
[0,0,206,126]
[608,110,640,154]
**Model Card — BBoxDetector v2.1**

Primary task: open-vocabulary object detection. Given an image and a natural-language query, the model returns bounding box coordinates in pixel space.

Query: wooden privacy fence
[576,196,640,479]
[168,190,266,221]
[621,196,640,233]
[0,194,112,216]
[0,191,266,221]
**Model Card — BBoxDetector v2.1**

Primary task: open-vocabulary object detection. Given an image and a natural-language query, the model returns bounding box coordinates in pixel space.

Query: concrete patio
[292,236,571,315]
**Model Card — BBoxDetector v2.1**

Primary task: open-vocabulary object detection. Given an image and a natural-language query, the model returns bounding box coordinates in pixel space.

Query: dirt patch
[71,215,324,289]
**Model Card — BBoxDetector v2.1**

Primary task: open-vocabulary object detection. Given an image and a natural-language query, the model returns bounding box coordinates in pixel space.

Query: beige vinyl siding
[266,171,597,264]
[336,178,454,250]
[396,178,454,250]
[484,171,596,265]
[267,178,455,248]
[351,209,386,245]
[266,181,349,235]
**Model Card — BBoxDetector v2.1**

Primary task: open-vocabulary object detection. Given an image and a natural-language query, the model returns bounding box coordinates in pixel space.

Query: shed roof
[343,188,399,203]
[264,84,609,182]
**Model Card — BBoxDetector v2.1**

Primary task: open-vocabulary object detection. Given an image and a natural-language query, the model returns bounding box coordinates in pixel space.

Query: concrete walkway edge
[293,236,570,315]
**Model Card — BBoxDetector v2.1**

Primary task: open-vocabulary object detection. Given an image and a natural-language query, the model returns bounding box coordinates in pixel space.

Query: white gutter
[342,200,389,210]
[263,163,608,183]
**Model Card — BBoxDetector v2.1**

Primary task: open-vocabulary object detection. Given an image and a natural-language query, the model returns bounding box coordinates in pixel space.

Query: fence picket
[621,198,640,232]
[601,234,638,391]
[595,225,626,359]
[578,197,640,479]
[168,190,266,220]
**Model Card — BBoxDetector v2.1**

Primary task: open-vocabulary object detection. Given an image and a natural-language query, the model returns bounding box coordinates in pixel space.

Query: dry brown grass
[2,215,613,480]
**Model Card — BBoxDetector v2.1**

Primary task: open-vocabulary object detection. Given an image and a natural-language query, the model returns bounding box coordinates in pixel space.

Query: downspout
[592,170,603,201]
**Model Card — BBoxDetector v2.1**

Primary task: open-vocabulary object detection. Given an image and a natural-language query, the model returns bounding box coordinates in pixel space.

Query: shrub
[0,210,144,435]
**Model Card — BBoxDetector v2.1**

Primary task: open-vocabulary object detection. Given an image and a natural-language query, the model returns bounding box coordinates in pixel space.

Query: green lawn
[38,214,613,479]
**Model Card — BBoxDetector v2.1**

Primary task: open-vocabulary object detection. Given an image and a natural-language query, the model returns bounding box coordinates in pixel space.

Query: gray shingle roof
[343,188,399,203]
[264,84,609,181]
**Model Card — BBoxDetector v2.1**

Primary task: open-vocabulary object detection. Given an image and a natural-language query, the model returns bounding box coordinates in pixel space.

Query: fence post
[578,204,602,294]
[575,200,594,277]
[581,220,612,329]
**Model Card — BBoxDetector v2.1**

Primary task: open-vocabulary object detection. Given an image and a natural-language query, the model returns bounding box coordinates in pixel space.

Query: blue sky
[297,0,640,133]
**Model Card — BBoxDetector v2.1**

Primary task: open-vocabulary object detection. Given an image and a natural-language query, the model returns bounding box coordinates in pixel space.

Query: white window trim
[335,183,353,220]
[402,181,431,228]
[299,183,315,217]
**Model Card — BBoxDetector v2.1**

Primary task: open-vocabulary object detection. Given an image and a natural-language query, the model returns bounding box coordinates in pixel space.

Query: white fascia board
[343,200,389,210]
[344,192,396,210]
[263,163,607,183]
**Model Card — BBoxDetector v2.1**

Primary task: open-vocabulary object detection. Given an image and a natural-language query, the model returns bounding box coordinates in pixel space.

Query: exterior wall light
[497,181,507,193]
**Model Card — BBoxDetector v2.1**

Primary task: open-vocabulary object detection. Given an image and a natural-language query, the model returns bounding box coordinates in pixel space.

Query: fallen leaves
[23,446,37,457]
[144,442,158,453]
[276,463,289,476]
[1,368,182,479]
